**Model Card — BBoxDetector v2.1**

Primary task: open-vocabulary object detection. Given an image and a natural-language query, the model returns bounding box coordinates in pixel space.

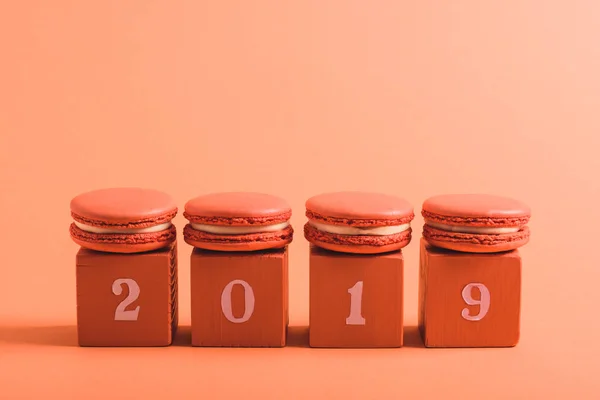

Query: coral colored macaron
[69,187,178,253]
[422,194,531,253]
[183,192,294,251]
[304,191,415,254]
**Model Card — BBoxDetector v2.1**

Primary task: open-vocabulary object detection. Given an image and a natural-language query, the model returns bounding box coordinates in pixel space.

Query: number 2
[112,278,141,321]
[461,283,490,321]
[346,281,366,325]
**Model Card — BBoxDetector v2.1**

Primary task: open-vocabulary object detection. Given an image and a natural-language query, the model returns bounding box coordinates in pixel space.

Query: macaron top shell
[184,192,292,226]
[422,194,530,227]
[305,191,414,226]
[70,187,177,228]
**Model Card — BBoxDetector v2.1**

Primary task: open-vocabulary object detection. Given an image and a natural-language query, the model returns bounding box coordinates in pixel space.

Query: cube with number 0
[190,247,289,347]
[418,239,521,347]
[309,245,404,348]
[75,243,178,346]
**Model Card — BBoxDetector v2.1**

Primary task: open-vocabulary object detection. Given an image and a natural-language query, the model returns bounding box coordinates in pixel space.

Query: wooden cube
[76,242,178,346]
[190,247,288,347]
[309,245,404,348]
[418,238,521,347]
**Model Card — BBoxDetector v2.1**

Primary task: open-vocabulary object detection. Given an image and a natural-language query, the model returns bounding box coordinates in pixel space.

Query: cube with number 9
[418,239,521,347]
[75,243,178,346]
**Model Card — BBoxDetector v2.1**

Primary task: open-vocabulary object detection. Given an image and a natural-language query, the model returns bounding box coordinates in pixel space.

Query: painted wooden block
[418,238,521,347]
[309,245,404,348]
[76,242,178,346]
[190,247,288,347]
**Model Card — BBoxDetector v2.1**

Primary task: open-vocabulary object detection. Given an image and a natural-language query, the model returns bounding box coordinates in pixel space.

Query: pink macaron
[183,192,294,251]
[304,191,415,254]
[69,187,178,253]
[422,194,531,253]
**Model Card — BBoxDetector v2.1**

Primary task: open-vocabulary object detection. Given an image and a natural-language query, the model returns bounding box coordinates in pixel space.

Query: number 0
[112,278,141,321]
[221,279,255,323]
[461,283,490,321]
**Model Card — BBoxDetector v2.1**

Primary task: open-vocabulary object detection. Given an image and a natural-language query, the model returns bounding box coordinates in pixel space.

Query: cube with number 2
[76,243,178,346]
[418,239,521,347]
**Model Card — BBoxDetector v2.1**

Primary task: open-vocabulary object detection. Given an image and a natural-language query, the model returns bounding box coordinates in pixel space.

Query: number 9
[461,283,490,321]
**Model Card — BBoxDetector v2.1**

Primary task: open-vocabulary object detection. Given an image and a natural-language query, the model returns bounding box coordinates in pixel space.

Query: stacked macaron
[421,194,531,253]
[69,187,178,253]
[183,192,294,251]
[304,191,415,254]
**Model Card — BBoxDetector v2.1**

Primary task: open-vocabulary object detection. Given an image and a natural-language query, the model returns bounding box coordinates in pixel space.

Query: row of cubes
[76,238,520,348]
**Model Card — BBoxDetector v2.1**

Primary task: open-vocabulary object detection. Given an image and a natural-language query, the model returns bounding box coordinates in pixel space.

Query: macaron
[303,191,415,254]
[422,194,531,253]
[69,187,178,253]
[183,192,293,251]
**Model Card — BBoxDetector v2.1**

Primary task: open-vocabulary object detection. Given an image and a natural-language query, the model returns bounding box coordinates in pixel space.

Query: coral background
[1,1,598,398]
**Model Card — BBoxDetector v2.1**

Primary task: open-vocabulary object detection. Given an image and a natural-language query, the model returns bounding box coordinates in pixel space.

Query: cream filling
[309,220,410,236]
[426,221,520,234]
[74,221,172,234]
[191,221,290,235]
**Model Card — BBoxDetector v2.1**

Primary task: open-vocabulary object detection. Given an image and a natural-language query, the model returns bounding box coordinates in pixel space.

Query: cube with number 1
[309,245,404,347]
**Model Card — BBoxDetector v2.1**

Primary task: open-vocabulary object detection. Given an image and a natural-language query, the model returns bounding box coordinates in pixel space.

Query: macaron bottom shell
[304,223,411,254]
[69,223,177,253]
[422,224,530,253]
[183,224,293,252]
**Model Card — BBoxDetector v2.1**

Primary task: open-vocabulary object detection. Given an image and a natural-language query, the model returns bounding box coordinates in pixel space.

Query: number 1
[346,281,366,325]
